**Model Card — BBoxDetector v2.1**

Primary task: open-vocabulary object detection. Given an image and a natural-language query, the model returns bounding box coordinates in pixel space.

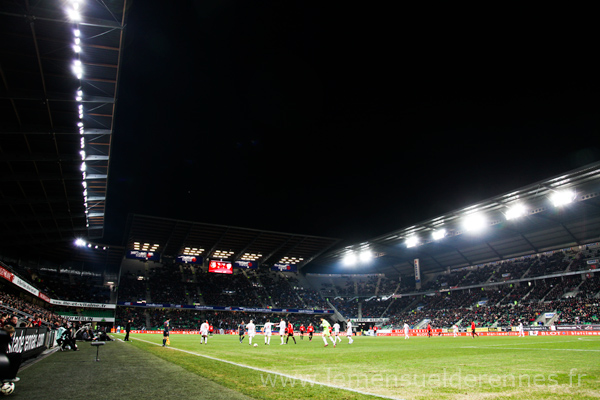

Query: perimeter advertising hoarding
[126,250,160,261]
[209,260,233,274]
[271,263,297,272]
[176,255,203,264]
[234,260,258,269]
[117,301,334,314]
[7,327,48,360]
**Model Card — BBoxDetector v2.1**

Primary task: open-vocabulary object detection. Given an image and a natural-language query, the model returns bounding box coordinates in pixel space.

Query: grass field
[101,332,600,400]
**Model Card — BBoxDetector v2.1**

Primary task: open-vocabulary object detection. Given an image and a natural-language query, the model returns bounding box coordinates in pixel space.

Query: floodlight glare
[359,250,372,262]
[75,238,86,247]
[67,8,81,21]
[342,252,357,266]
[463,212,486,232]
[550,190,575,207]
[506,203,526,220]
[405,236,419,248]
[72,60,83,79]
[432,229,446,241]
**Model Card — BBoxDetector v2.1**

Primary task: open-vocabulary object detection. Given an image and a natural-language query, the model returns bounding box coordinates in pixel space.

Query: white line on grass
[118,334,406,400]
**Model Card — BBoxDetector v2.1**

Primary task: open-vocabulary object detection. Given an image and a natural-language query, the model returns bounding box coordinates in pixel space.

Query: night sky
[104,2,599,247]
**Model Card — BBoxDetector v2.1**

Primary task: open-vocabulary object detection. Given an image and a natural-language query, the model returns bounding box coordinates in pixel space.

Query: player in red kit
[427,323,432,338]
[307,323,314,341]
[299,324,305,340]
[286,322,296,344]
[471,321,478,338]
[209,324,214,336]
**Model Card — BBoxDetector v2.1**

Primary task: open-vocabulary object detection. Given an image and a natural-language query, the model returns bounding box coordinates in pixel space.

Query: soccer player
[403,322,410,340]
[471,321,478,338]
[247,320,256,345]
[299,324,305,340]
[278,319,286,345]
[426,323,432,338]
[238,321,246,344]
[320,318,335,347]
[264,319,273,345]
[452,324,459,337]
[286,322,296,344]
[333,322,341,343]
[346,319,354,344]
[518,320,525,337]
[200,320,209,344]
[307,323,314,341]
[209,324,214,336]
[162,318,170,347]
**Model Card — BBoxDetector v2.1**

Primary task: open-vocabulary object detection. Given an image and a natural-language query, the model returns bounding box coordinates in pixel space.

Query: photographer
[59,324,78,351]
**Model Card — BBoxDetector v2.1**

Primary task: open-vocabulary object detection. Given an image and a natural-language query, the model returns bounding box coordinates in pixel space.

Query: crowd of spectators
[2,245,599,337]
[0,290,65,328]
[416,250,588,294]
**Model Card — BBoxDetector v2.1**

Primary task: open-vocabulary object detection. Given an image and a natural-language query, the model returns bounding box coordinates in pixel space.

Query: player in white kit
[247,320,256,345]
[518,321,525,337]
[279,319,286,345]
[452,324,459,337]
[200,320,209,344]
[403,323,410,339]
[333,322,341,343]
[264,319,273,345]
[346,319,354,344]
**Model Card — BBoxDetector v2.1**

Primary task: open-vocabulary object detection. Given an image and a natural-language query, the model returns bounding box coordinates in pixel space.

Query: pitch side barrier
[6,327,51,360]
[117,301,334,315]
[114,329,351,336]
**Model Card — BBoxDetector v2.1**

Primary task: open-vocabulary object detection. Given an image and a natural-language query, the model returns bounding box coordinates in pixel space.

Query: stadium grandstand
[0,1,599,399]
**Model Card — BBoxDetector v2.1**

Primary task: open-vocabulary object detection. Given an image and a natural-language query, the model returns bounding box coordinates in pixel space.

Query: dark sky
[104,2,599,246]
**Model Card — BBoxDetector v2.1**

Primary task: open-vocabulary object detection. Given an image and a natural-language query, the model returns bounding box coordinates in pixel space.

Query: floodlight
[550,190,575,207]
[342,252,357,266]
[506,203,526,220]
[405,236,419,248]
[67,8,81,21]
[432,229,446,241]
[463,212,486,232]
[75,238,86,247]
[359,250,372,262]
[72,60,83,79]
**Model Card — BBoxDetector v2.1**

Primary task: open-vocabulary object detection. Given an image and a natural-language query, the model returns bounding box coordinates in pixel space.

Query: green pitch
[117,333,600,400]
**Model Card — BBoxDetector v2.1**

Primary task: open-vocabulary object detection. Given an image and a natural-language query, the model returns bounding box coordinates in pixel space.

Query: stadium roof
[1,2,598,282]
[123,214,340,270]
[313,162,600,277]
[0,0,128,258]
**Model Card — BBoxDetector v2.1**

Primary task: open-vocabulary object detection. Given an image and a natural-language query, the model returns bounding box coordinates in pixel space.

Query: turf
[115,332,600,400]
[16,338,253,400]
